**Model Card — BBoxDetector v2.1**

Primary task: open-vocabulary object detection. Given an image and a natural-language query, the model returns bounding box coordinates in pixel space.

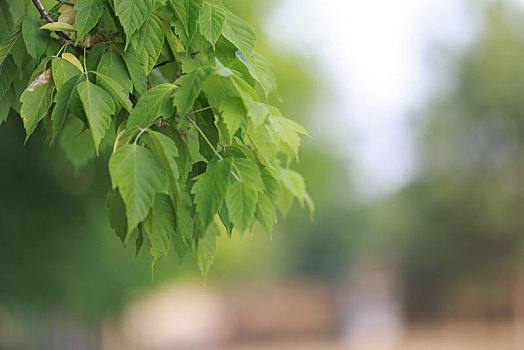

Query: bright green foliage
[77,80,115,153]
[109,144,169,237]
[198,2,226,49]
[74,0,105,43]
[0,0,311,276]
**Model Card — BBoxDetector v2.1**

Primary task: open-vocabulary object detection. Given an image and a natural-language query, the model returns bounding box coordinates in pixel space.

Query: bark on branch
[31,0,72,42]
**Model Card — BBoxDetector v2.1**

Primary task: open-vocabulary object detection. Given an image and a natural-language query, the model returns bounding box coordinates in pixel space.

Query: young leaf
[278,168,306,204]
[77,80,115,153]
[127,83,177,128]
[20,69,53,140]
[173,67,211,117]
[114,0,155,48]
[74,0,106,43]
[131,14,164,73]
[62,53,85,73]
[247,101,269,129]
[40,22,77,32]
[198,2,226,49]
[219,96,245,135]
[192,158,233,229]
[109,144,169,235]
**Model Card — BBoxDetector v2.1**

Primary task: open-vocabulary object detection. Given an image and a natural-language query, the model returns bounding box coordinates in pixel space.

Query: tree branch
[31,0,72,42]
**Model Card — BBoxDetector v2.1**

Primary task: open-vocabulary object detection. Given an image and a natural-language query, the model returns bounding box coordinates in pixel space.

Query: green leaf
[278,168,306,204]
[144,194,175,268]
[62,53,85,73]
[173,180,194,246]
[74,0,106,43]
[131,13,164,73]
[186,0,203,38]
[0,55,16,99]
[127,83,176,128]
[0,17,23,68]
[52,57,82,90]
[198,2,225,49]
[169,0,187,35]
[20,69,53,141]
[50,75,84,143]
[219,96,245,135]
[121,45,147,96]
[39,22,77,32]
[260,166,280,202]
[197,220,220,279]
[238,52,276,96]
[192,158,232,229]
[247,101,269,129]
[97,49,133,94]
[224,158,262,233]
[256,192,275,236]
[109,144,169,235]
[77,80,115,153]
[114,0,155,48]
[195,106,219,161]
[225,179,258,234]
[163,20,185,55]
[106,188,128,243]
[174,67,211,117]
[144,129,180,181]
[23,15,50,60]
[59,117,96,171]
[222,11,256,58]
[91,71,133,112]
[0,92,12,126]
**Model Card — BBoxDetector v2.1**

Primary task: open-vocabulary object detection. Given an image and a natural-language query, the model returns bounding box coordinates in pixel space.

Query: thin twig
[153,60,174,69]
[186,115,241,181]
[31,0,72,42]
[187,106,213,116]
[56,0,75,5]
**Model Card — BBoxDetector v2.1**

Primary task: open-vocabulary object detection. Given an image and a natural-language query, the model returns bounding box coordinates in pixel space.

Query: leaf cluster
[0,0,312,276]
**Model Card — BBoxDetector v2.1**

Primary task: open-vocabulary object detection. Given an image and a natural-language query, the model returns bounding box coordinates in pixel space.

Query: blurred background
[3,0,524,348]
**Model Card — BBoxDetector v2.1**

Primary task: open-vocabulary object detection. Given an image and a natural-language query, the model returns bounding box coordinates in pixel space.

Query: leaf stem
[134,128,147,144]
[186,115,241,181]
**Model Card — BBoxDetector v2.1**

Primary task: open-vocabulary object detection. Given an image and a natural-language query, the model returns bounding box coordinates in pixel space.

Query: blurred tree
[370,2,524,322]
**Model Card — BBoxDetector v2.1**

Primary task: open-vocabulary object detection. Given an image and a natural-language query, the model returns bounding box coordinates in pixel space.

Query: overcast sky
[266,0,479,198]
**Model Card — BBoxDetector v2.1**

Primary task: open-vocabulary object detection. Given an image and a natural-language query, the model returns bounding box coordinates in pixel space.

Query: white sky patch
[267,0,476,199]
